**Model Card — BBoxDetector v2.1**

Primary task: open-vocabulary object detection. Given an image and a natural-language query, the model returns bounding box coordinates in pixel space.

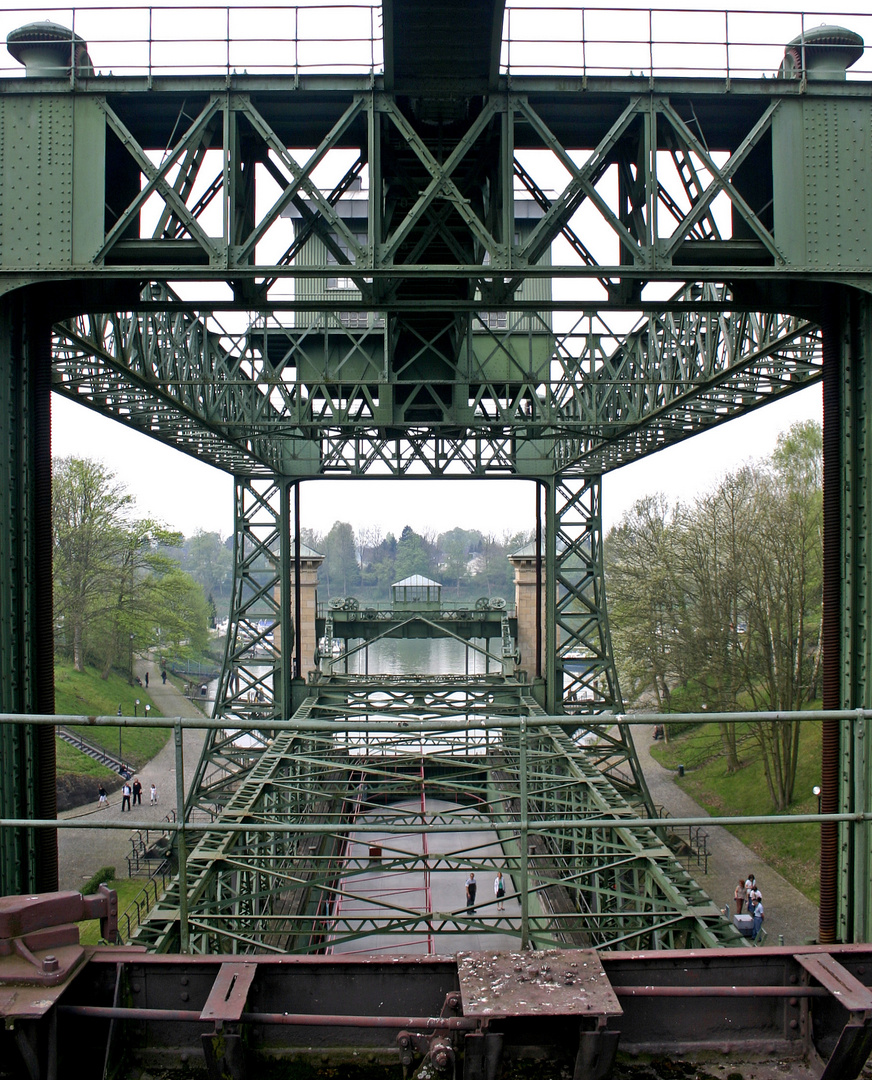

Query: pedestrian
[744,874,756,913]
[465,872,477,913]
[98,785,108,808]
[752,897,765,939]
[161,668,167,684]
[494,871,506,911]
[132,777,142,805]
[734,878,746,915]
[145,671,149,688]
[121,781,131,811]
[150,783,157,806]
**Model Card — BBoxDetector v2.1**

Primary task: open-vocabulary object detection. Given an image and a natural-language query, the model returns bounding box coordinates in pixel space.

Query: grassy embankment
[56,665,174,942]
[650,717,822,905]
[55,663,170,798]
[76,867,154,946]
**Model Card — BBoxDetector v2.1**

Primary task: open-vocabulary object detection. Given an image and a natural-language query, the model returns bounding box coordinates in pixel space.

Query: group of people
[464,871,508,913]
[734,873,765,937]
[98,778,158,810]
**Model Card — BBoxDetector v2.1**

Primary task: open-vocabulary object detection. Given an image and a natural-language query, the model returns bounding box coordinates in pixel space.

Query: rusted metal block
[457,949,622,1020]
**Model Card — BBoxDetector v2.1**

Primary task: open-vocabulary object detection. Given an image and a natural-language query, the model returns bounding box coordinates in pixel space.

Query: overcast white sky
[51,380,822,542]
[46,0,838,541]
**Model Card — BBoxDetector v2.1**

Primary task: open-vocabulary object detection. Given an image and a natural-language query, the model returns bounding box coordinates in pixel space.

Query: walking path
[57,660,208,891]
[634,725,820,945]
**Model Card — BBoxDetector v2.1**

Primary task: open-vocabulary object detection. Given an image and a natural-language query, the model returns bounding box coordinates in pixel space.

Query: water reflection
[338,636,493,677]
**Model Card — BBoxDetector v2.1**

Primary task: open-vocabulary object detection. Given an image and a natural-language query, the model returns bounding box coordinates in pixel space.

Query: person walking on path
[98,785,108,809]
[132,778,142,805]
[121,781,131,812]
[161,669,167,684]
[734,878,746,915]
[150,783,158,805]
[465,872,477,913]
[145,671,149,688]
[494,871,506,911]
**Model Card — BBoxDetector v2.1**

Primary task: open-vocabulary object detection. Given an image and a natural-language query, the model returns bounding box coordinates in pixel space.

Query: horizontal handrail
[0,6,867,83]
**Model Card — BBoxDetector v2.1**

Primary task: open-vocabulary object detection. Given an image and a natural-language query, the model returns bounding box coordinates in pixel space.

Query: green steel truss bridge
[2,1,872,960]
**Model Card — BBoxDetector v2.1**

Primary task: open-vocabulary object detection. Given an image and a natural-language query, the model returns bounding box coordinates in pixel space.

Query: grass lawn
[55,663,170,772]
[78,875,158,946]
[651,718,822,905]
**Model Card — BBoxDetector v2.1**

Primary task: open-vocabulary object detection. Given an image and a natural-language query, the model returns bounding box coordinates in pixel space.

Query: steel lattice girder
[137,685,734,955]
[188,478,285,817]
[2,78,863,284]
[51,283,821,479]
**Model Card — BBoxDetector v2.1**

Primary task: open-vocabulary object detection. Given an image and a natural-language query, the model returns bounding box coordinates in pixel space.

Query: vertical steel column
[535,481,543,679]
[174,719,189,952]
[519,717,529,949]
[544,478,558,712]
[278,479,295,713]
[188,478,282,815]
[0,290,57,895]
[832,288,872,943]
[553,474,652,808]
[820,297,841,944]
[553,475,622,709]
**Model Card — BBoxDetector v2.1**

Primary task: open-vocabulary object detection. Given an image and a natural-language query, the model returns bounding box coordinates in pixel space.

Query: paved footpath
[57,660,208,891]
[634,725,820,945]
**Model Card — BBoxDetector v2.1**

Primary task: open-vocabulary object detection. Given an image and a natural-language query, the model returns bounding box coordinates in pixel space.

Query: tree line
[301,522,532,603]
[605,420,822,810]
[53,458,532,679]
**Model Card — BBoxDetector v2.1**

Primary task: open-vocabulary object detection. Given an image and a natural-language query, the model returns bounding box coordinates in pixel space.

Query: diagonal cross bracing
[51,284,820,479]
[137,679,736,955]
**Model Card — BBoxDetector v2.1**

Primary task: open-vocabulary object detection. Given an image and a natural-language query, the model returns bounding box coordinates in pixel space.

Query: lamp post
[813,785,822,815]
[134,698,140,718]
[145,704,151,721]
[117,704,122,760]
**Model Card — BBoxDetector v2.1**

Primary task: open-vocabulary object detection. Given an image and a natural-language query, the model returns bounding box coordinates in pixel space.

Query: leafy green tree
[606,494,683,710]
[439,527,475,595]
[368,533,398,593]
[53,457,135,673]
[394,526,433,581]
[323,521,360,595]
[53,457,207,677]
[176,530,233,617]
[605,421,823,808]
[741,423,822,808]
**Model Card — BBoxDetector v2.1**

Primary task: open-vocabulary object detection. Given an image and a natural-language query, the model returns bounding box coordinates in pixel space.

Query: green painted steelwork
[132,687,737,955]
[836,290,872,944]
[0,293,56,894]
[0,6,868,945]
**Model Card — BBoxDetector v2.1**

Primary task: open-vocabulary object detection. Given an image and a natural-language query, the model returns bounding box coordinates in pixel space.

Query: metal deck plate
[457,949,622,1019]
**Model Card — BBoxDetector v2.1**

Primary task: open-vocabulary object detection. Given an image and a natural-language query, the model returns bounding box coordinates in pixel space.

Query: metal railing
[118,858,173,941]
[0,5,868,83]
[501,6,872,81]
[657,805,709,873]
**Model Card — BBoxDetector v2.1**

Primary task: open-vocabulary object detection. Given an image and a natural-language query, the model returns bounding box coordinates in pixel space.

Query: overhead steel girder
[138,686,733,955]
[4,75,868,288]
[52,282,821,479]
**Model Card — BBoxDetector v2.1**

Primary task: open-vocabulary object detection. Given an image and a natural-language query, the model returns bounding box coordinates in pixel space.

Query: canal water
[331,635,495,677]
